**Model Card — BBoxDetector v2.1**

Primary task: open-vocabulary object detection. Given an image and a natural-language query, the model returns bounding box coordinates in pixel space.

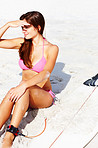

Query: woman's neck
[32,35,43,47]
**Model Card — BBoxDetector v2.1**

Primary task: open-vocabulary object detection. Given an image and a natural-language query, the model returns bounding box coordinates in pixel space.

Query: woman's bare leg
[2,86,53,148]
[29,85,53,108]
[0,92,14,129]
[10,90,29,127]
[2,90,29,148]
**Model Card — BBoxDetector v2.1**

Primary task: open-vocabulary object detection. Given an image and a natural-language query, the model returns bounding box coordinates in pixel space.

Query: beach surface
[0,0,98,147]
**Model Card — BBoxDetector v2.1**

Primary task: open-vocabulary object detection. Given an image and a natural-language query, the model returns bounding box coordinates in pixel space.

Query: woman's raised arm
[0,20,28,49]
[0,38,24,49]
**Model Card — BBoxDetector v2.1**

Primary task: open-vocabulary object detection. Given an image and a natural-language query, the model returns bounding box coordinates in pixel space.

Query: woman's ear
[38,25,41,32]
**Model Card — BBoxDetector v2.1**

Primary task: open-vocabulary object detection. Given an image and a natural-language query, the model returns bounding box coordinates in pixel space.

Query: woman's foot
[2,132,14,148]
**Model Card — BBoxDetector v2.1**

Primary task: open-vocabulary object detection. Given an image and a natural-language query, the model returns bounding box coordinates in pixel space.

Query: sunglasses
[21,25,32,30]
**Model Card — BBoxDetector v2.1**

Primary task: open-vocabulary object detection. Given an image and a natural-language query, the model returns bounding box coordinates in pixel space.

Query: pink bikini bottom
[47,90,56,105]
[47,90,56,99]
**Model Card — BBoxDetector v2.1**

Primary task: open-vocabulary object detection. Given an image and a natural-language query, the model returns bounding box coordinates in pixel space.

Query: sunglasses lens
[21,25,31,30]
[24,25,29,29]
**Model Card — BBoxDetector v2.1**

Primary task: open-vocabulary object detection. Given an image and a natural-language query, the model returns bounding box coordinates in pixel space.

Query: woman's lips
[24,33,29,37]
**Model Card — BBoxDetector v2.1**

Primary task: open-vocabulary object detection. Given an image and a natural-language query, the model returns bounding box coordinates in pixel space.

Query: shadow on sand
[50,62,71,94]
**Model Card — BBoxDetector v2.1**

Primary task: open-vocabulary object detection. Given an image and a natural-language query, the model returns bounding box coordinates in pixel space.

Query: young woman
[0,11,59,147]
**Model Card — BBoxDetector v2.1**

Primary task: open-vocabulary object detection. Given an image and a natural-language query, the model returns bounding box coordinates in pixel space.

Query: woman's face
[22,20,39,39]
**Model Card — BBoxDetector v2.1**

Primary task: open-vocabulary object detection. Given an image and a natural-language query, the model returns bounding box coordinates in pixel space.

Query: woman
[0,11,59,147]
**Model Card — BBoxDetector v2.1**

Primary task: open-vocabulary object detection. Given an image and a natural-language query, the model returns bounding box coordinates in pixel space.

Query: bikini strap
[42,38,44,56]
[42,38,46,56]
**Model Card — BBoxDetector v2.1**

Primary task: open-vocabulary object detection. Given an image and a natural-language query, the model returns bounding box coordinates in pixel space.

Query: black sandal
[83,74,98,87]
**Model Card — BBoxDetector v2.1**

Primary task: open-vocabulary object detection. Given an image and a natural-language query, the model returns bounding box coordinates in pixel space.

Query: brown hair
[19,11,45,68]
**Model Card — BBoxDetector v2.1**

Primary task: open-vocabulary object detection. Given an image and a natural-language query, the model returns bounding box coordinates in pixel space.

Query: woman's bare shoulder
[45,39,59,52]
[48,42,59,54]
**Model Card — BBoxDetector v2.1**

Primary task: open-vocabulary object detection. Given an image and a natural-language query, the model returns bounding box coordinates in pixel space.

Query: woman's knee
[29,85,42,96]
[3,88,14,102]
[0,89,14,110]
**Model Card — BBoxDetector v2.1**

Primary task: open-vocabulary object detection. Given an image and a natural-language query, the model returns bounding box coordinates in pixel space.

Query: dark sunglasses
[21,25,32,30]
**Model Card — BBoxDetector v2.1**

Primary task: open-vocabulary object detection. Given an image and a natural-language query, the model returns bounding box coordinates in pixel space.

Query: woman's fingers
[9,93,15,102]
[8,89,17,102]
[21,21,30,26]
[9,93,19,102]
[8,20,30,28]
[9,90,23,102]
[12,95,18,102]
[8,82,26,102]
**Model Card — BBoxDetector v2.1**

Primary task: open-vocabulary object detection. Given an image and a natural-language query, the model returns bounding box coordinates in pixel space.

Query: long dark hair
[19,11,45,68]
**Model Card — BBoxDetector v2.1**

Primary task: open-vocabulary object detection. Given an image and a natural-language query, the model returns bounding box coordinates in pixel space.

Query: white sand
[0,0,98,147]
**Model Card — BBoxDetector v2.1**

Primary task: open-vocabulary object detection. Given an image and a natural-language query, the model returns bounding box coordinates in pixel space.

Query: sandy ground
[0,17,98,148]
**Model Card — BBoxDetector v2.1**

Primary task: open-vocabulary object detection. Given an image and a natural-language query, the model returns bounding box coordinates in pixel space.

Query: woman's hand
[7,20,30,28]
[9,81,27,102]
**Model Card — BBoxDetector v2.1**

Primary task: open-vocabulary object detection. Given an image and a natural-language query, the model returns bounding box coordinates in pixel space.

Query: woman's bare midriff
[22,70,52,90]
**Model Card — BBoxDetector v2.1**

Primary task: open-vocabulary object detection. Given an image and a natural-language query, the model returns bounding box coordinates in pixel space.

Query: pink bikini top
[19,39,47,73]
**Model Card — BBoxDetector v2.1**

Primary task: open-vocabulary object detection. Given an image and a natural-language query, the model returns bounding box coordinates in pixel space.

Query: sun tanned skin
[0,17,58,147]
